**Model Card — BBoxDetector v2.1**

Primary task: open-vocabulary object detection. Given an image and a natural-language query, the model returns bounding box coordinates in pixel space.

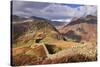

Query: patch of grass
[12,40,35,48]
[12,54,40,66]
[67,54,97,62]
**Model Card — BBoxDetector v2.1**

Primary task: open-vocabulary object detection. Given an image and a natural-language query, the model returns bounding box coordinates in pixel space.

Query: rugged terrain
[59,15,97,43]
[11,15,97,66]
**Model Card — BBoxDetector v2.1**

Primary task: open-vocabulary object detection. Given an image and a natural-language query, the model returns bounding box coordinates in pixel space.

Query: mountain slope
[12,15,62,47]
[59,15,97,43]
[11,15,97,66]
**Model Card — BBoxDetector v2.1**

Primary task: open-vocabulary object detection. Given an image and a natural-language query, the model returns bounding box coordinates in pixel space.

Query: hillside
[59,15,97,43]
[12,15,60,47]
[11,15,97,66]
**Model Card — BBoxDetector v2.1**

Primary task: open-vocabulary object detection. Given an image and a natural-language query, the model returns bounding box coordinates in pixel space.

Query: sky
[12,1,97,22]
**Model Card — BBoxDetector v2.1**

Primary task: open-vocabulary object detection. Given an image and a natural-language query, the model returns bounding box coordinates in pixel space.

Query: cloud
[41,3,76,19]
[75,5,97,18]
[12,1,50,17]
[12,1,97,21]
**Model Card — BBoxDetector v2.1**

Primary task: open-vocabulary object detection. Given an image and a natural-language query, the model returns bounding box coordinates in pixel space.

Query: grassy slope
[11,17,97,65]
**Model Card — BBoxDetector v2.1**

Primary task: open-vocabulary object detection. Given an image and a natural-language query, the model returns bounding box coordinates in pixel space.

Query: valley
[11,15,97,66]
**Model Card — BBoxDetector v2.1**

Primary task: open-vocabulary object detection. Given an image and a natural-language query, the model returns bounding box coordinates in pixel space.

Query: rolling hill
[12,15,63,46]
[59,15,97,43]
[11,15,97,66]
